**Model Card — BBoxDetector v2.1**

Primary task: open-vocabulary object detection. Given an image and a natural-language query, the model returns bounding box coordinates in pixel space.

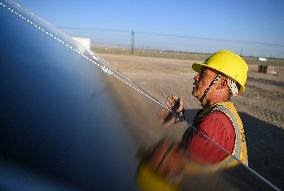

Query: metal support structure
[131,30,134,55]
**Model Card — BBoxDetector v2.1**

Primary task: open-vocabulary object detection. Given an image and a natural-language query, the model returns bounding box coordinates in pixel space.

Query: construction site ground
[98,53,284,189]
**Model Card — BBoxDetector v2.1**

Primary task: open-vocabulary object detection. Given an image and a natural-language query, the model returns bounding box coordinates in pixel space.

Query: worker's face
[192,67,218,100]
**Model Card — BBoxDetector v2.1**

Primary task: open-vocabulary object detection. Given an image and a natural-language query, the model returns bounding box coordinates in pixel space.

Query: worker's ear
[216,77,228,90]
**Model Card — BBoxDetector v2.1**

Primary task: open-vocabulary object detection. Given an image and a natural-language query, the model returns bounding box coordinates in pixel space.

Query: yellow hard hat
[136,164,179,191]
[192,50,248,93]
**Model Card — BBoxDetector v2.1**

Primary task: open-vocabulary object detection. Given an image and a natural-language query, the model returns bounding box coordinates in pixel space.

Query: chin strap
[199,73,222,106]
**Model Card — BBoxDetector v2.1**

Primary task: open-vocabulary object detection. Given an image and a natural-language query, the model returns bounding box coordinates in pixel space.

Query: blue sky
[13,0,284,58]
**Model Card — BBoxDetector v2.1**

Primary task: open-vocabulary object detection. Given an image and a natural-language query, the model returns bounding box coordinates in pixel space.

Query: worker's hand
[165,95,184,113]
[157,95,185,125]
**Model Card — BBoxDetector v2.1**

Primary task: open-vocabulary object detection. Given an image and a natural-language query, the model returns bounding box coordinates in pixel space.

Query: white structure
[258,57,267,62]
[72,36,91,50]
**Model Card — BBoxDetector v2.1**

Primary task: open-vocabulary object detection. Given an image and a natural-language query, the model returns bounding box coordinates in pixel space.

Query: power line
[136,31,284,47]
[57,26,284,47]
[57,26,130,33]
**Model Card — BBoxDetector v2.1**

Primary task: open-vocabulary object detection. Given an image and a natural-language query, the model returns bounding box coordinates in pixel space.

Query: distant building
[257,57,277,74]
[72,37,91,50]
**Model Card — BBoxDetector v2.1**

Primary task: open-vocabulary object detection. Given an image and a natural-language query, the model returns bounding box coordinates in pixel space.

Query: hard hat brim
[192,63,245,93]
[192,63,206,73]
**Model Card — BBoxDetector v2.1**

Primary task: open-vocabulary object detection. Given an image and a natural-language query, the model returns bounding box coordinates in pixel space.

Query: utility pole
[131,30,134,55]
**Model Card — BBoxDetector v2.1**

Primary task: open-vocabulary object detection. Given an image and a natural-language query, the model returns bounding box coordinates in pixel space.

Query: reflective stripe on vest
[213,105,242,163]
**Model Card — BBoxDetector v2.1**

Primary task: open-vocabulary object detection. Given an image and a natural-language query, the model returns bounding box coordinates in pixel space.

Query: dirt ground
[98,53,284,189]
[99,53,284,128]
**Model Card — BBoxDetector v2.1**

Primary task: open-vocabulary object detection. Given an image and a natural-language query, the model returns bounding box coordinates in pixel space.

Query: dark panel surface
[0,1,140,190]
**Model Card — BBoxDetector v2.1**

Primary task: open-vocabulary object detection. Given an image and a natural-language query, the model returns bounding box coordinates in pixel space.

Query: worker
[136,50,249,191]
[157,50,248,167]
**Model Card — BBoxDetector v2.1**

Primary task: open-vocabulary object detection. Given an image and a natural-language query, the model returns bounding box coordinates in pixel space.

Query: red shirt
[187,111,235,164]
